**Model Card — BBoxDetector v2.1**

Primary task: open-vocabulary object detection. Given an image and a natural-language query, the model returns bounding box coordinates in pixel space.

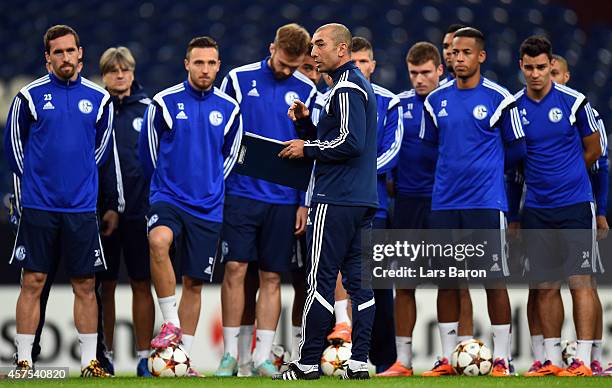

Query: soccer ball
[450,339,493,376]
[321,343,352,376]
[148,344,191,377]
[270,344,291,372]
[562,340,577,367]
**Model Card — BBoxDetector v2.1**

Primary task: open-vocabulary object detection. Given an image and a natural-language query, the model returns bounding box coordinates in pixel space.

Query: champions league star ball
[562,340,578,367]
[450,339,493,376]
[148,344,191,377]
[270,344,291,372]
[321,342,352,376]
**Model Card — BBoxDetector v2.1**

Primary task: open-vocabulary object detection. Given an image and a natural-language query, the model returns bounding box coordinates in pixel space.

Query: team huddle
[3,19,608,379]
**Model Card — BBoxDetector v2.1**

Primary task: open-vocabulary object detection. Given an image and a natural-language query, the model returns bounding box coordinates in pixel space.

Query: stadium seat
[0,0,608,148]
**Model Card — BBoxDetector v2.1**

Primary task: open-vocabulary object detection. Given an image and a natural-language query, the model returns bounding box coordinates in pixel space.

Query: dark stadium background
[0,0,610,284]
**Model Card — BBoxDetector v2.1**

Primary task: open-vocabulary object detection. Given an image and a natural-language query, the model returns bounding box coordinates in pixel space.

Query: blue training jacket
[220,58,317,205]
[395,89,438,198]
[4,72,114,212]
[139,80,242,222]
[372,83,403,219]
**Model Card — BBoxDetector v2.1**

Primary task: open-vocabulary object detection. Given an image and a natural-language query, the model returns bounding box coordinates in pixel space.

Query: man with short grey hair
[97,45,156,377]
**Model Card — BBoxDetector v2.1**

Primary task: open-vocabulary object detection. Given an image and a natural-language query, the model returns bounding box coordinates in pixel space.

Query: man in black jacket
[96,46,155,377]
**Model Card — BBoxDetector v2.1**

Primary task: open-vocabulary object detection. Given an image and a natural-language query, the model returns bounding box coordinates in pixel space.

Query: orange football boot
[375,361,413,377]
[524,360,542,376]
[525,360,563,376]
[558,359,593,376]
[490,358,511,377]
[327,322,352,344]
[422,358,456,376]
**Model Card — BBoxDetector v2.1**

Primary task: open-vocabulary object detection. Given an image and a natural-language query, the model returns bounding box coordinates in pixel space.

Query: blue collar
[454,75,484,91]
[184,80,214,99]
[262,57,273,75]
[261,56,288,80]
[49,71,81,88]
[523,83,555,105]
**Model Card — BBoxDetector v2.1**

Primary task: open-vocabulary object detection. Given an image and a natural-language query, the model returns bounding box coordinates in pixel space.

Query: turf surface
[4,376,612,387]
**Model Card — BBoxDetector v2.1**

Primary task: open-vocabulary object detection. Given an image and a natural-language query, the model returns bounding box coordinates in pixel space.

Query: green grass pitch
[5,376,612,387]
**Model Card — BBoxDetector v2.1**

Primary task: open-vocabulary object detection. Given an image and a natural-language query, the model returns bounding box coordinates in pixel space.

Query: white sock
[395,336,413,368]
[78,333,98,368]
[507,328,513,360]
[238,325,254,364]
[577,340,593,365]
[137,349,150,360]
[530,335,545,361]
[291,326,302,360]
[457,335,472,344]
[223,326,240,358]
[348,359,368,371]
[181,334,194,354]
[15,334,34,365]
[252,329,276,367]
[544,338,562,366]
[158,295,180,327]
[334,299,350,325]
[438,322,458,359]
[491,324,511,362]
[592,340,603,363]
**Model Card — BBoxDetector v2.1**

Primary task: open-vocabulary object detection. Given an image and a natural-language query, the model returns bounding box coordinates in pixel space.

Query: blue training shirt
[514,83,599,209]
[396,89,438,197]
[139,81,243,222]
[372,83,403,219]
[221,58,317,205]
[421,76,525,211]
[590,108,608,216]
[303,89,330,207]
[311,89,331,126]
[4,73,113,212]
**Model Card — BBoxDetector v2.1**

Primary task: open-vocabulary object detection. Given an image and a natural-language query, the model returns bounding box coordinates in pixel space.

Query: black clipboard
[233,132,313,191]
